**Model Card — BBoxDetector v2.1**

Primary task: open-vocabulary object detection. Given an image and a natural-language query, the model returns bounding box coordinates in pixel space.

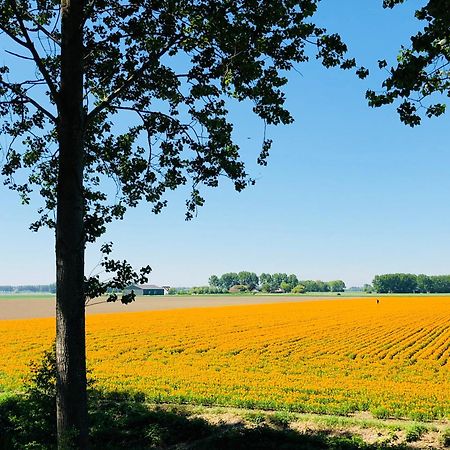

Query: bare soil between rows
[0,294,352,320]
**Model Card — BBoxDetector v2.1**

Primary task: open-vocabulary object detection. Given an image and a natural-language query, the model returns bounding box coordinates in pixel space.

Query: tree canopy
[372,273,450,293]
[367,0,449,126]
[0,0,359,238]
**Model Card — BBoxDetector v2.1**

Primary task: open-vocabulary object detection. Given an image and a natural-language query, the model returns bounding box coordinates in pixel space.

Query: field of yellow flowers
[0,296,448,419]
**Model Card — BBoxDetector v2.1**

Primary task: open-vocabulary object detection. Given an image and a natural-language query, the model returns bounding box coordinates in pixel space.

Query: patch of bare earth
[296,422,445,449]
[192,411,245,428]
[0,294,356,320]
[186,407,447,449]
[408,430,445,449]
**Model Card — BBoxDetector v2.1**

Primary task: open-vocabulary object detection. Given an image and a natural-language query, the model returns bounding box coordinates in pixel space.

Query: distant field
[0,293,355,320]
[0,296,448,420]
[2,291,450,320]
[0,294,54,300]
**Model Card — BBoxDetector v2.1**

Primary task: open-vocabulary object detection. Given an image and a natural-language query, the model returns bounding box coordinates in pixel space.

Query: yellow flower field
[0,296,449,419]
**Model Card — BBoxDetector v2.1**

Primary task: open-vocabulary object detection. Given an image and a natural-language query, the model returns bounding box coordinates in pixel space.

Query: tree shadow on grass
[0,389,413,450]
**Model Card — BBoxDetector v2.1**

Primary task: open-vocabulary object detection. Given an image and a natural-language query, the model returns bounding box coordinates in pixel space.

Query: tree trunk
[56,1,87,448]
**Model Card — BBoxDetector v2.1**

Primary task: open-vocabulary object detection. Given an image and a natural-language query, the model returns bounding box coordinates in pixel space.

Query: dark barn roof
[139,284,163,290]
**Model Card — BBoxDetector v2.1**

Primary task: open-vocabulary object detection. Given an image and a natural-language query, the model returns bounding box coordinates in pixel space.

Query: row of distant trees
[0,284,56,293]
[207,272,346,293]
[169,286,228,295]
[367,273,450,293]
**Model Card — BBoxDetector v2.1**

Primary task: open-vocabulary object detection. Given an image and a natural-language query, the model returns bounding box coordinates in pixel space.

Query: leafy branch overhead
[84,242,152,305]
[1,0,361,242]
[367,0,449,126]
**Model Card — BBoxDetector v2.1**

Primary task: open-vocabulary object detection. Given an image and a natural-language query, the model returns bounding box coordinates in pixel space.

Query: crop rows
[0,296,448,419]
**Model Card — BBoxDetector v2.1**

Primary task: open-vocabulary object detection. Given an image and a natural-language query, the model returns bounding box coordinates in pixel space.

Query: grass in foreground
[1,390,449,450]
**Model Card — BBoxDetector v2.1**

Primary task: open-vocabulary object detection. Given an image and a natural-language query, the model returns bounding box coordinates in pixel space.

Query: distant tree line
[207,272,346,293]
[369,273,450,293]
[0,283,56,293]
[209,272,260,291]
[169,286,228,295]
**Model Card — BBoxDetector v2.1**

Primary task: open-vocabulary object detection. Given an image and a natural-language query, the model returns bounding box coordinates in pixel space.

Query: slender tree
[0,1,360,447]
[237,271,259,290]
[208,274,220,288]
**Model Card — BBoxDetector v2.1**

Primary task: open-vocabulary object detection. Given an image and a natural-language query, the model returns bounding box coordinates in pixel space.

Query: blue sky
[1,1,449,287]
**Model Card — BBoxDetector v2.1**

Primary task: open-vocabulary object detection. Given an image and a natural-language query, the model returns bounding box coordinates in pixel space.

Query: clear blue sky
[1,1,449,287]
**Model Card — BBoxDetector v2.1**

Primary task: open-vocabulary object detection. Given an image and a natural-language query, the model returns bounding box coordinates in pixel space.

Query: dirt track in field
[0,294,351,320]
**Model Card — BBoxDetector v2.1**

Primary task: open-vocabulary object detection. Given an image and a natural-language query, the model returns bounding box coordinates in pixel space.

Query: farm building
[124,284,168,296]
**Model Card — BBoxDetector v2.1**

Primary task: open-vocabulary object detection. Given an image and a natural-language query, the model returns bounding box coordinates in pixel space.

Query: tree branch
[86,39,180,123]
[24,11,61,46]
[0,80,56,122]
[0,24,28,48]
[4,49,34,60]
[9,0,59,105]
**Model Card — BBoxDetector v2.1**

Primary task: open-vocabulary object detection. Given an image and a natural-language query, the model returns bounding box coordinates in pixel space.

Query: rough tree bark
[55,1,87,448]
